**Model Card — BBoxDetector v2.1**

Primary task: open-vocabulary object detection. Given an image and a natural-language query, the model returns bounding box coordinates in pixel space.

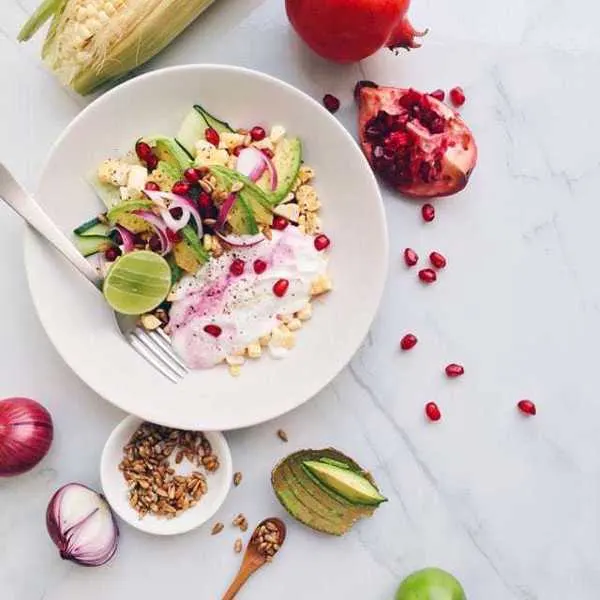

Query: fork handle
[0,163,103,287]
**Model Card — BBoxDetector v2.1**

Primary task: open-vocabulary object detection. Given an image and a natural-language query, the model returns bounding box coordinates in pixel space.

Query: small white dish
[24,64,388,430]
[100,415,232,536]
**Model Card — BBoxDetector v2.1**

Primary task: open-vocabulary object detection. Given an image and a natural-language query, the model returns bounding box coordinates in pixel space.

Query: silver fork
[0,163,187,383]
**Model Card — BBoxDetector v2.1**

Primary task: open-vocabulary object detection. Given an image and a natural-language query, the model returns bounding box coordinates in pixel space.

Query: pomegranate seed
[166,229,182,244]
[429,251,447,269]
[404,248,419,267]
[197,192,212,212]
[204,324,222,338]
[272,216,289,231]
[421,203,435,222]
[104,246,121,262]
[144,181,160,191]
[172,181,190,196]
[205,127,220,146]
[250,126,266,141]
[184,168,201,183]
[450,86,466,107]
[400,333,418,351]
[429,89,445,102]
[273,279,289,297]
[230,259,245,277]
[261,148,274,159]
[323,93,341,113]
[135,141,152,161]
[418,268,437,283]
[314,234,331,251]
[146,155,159,170]
[517,400,537,416]
[233,145,244,157]
[445,363,465,378]
[148,234,162,253]
[253,259,267,274]
[425,402,441,422]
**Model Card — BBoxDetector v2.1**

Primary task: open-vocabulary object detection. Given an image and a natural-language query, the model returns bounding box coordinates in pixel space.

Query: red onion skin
[0,397,53,477]
[46,483,119,567]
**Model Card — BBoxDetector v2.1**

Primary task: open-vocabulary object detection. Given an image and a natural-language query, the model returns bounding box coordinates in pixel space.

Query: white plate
[100,416,232,535]
[24,65,388,430]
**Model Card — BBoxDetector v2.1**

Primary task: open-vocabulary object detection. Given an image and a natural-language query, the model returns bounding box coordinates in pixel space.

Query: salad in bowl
[74,104,332,376]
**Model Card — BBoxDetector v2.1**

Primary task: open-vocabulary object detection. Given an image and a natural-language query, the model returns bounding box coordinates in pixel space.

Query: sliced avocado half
[146,160,180,191]
[303,460,387,507]
[271,448,385,536]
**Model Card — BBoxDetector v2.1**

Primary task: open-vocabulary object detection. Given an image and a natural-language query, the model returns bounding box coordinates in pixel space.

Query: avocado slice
[303,460,387,507]
[257,137,302,204]
[181,225,210,264]
[146,160,180,191]
[107,199,154,223]
[228,195,259,235]
[271,448,383,536]
[176,105,236,156]
[144,136,192,172]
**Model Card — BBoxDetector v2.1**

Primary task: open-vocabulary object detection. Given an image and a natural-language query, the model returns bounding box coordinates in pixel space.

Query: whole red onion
[0,397,53,477]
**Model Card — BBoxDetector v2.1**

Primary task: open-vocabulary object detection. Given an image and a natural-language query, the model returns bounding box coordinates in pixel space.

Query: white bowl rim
[24,63,389,430]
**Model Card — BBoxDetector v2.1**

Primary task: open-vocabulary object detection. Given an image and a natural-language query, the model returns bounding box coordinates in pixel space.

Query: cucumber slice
[73,217,110,237]
[176,105,236,155]
[181,225,210,264]
[75,235,113,257]
[89,175,122,209]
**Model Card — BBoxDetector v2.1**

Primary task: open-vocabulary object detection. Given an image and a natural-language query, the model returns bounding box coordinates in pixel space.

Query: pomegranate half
[357,83,477,198]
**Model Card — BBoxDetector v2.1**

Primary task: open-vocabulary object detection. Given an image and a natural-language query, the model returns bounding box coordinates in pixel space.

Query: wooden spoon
[222,517,287,600]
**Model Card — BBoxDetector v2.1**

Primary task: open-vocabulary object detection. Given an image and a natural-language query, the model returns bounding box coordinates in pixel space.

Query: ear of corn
[18,0,217,95]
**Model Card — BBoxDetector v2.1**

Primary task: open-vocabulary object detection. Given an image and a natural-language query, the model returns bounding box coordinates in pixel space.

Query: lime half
[103,251,172,315]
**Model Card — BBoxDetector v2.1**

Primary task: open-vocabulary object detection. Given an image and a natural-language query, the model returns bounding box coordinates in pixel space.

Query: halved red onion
[112,225,135,253]
[46,483,119,567]
[215,231,266,247]
[133,210,173,255]
[236,147,267,182]
[144,190,202,236]
[237,147,278,192]
[217,193,237,230]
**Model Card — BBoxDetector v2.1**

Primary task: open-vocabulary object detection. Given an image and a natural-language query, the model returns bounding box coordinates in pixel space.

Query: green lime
[103,251,172,315]
[395,568,466,600]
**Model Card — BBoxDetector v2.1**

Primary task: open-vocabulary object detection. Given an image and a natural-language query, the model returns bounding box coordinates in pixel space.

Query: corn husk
[18,0,216,95]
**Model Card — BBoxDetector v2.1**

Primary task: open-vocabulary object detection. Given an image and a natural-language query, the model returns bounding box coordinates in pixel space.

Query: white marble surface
[1,0,599,598]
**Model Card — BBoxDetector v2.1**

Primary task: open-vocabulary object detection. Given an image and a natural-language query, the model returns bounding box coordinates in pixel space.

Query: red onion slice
[112,225,135,253]
[159,206,191,232]
[133,210,173,255]
[215,231,266,247]
[144,190,202,237]
[237,147,278,191]
[236,147,267,181]
[217,193,237,230]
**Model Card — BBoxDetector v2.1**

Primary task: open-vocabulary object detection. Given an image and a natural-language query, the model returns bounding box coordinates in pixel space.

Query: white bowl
[100,416,232,535]
[24,64,388,430]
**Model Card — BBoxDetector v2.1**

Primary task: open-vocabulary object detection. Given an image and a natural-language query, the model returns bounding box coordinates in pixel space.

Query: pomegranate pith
[445,363,464,377]
[425,402,441,422]
[358,84,477,198]
[273,279,290,297]
[422,203,435,222]
[517,400,536,416]
[204,324,222,338]
[429,251,447,269]
[400,333,418,350]
[404,248,419,267]
[323,94,341,113]
[418,268,437,283]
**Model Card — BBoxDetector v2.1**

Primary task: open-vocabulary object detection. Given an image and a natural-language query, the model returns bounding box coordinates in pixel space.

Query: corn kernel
[226,355,245,367]
[229,365,242,377]
[296,303,312,321]
[270,325,295,350]
[287,318,302,332]
[311,274,333,296]
[259,334,271,347]
[247,343,262,359]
